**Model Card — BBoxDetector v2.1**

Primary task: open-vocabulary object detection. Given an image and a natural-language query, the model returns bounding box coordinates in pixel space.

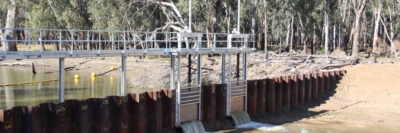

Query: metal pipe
[188,54,192,84]
[176,52,181,125]
[71,31,74,54]
[58,58,65,103]
[222,54,226,84]
[98,32,101,53]
[59,30,62,51]
[40,30,43,52]
[197,54,201,85]
[112,32,114,50]
[227,54,232,116]
[172,54,180,126]
[121,55,126,96]
[189,0,192,31]
[236,53,240,79]
[178,53,181,89]
[170,55,175,90]
[243,53,247,80]
[87,31,90,50]
[237,0,241,32]
[123,32,126,51]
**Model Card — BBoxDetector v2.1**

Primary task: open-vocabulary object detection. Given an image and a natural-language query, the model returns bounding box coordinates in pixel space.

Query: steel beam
[58,58,65,103]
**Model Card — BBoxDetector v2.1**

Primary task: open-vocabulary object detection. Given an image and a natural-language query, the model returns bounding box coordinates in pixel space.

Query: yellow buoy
[75,74,80,79]
[110,66,115,71]
[91,73,96,77]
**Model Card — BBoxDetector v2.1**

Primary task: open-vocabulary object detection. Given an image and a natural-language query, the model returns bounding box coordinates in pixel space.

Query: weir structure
[0,28,255,127]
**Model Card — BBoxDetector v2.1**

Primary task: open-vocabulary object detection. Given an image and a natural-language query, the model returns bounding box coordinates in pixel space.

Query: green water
[0,66,127,110]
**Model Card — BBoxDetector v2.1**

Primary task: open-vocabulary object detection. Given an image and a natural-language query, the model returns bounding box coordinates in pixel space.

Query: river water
[0,66,127,110]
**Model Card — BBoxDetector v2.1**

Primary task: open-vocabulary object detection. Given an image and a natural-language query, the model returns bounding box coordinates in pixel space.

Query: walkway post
[121,55,126,96]
[58,58,65,103]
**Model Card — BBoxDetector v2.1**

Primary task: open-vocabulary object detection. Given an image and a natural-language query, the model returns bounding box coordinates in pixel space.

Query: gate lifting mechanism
[172,29,251,125]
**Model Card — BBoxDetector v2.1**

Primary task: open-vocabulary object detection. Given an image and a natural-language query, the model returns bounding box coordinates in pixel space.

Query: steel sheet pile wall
[0,90,177,133]
[0,70,346,133]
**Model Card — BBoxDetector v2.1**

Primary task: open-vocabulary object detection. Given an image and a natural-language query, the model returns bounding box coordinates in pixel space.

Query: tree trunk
[372,4,382,54]
[351,0,367,57]
[4,0,19,51]
[290,15,294,52]
[324,0,330,54]
[264,0,268,57]
[213,0,222,33]
[286,20,290,51]
[312,25,316,54]
[333,24,336,50]
[298,13,306,53]
[251,0,258,50]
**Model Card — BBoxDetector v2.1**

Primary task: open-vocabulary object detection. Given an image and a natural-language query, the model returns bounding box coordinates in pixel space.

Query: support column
[170,54,180,126]
[58,58,65,103]
[170,55,176,90]
[197,54,201,85]
[226,54,232,116]
[121,55,126,96]
[188,55,192,84]
[236,53,240,79]
[242,53,247,80]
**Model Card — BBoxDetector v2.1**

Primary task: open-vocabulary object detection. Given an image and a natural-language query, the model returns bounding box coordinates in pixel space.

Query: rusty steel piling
[256,79,267,114]
[266,78,276,113]
[201,85,216,128]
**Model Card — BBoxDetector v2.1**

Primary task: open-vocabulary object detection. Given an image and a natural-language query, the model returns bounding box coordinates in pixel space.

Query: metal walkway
[1,28,254,60]
[1,28,255,125]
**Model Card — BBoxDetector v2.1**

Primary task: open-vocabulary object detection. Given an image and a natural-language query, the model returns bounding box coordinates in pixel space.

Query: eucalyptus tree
[3,0,19,51]
[350,0,368,57]
[378,0,400,57]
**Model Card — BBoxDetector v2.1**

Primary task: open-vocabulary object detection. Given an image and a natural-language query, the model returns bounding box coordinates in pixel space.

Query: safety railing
[1,28,256,60]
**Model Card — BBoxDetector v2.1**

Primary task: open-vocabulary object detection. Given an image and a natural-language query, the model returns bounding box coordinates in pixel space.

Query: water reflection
[0,67,126,110]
